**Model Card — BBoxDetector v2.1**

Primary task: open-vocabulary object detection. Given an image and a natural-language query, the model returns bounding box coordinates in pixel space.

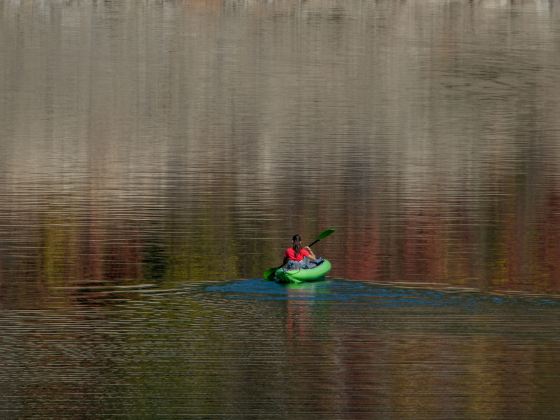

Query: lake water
[1,0,560,417]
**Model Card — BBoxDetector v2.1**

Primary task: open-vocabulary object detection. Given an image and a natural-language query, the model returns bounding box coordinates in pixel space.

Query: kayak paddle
[263,228,335,281]
[307,228,335,247]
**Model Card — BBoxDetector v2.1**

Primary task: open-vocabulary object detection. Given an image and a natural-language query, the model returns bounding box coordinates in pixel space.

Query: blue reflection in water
[206,279,560,310]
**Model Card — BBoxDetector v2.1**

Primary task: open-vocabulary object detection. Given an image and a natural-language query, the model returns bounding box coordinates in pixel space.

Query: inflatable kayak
[274,259,332,284]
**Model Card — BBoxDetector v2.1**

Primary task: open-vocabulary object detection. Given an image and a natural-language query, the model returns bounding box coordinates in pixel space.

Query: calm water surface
[1,0,560,417]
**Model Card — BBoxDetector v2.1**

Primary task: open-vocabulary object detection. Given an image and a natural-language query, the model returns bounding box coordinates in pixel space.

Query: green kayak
[274,259,332,284]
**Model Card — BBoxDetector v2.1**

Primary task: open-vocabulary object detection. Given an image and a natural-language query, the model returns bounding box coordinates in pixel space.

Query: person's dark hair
[292,234,302,257]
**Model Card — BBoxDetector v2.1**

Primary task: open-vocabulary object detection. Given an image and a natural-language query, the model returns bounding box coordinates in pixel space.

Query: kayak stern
[274,259,332,284]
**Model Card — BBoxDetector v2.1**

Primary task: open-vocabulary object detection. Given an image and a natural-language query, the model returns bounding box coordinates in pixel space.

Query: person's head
[292,234,302,253]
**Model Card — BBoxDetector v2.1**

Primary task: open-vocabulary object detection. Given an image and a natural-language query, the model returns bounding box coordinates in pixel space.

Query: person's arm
[304,246,317,260]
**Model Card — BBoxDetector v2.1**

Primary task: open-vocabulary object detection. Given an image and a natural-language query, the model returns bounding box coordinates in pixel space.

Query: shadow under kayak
[275,259,332,284]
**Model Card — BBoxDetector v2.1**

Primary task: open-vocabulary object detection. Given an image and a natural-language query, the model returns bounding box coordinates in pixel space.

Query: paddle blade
[308,228,335,247]
[316,228,335,241]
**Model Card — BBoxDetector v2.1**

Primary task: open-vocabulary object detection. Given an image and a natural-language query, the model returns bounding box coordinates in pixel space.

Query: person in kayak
[282,234,322,270]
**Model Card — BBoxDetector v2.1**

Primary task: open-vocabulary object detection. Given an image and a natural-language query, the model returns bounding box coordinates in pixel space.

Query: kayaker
[282,234,321,270]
